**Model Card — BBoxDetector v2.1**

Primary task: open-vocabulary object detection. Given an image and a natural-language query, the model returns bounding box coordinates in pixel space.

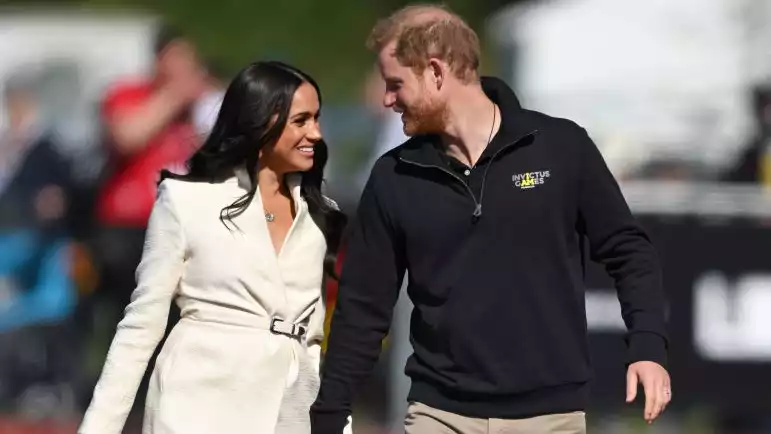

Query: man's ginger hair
[367,4,481,83]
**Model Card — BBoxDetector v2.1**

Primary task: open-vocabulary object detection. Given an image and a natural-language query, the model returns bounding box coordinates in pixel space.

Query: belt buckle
[270,317,306,339]
[269,317,285,335]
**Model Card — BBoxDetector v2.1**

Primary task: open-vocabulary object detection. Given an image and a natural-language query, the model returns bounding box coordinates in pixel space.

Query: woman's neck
[256,164,289,197]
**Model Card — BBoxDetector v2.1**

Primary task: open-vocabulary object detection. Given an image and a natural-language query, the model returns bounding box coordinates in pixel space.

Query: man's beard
[400,95,447,136]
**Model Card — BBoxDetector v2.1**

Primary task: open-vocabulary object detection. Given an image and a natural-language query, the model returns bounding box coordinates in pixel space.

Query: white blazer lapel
[280,173,306,259]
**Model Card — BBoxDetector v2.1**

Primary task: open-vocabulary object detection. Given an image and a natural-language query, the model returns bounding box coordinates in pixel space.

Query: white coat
[78,169,350,434]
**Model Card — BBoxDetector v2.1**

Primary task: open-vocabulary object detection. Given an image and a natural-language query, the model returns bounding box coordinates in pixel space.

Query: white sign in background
[694,272,771,362]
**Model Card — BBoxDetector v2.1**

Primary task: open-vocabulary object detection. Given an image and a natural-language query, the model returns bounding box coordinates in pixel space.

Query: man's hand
[626,361,671,424]
[167,68,208,104]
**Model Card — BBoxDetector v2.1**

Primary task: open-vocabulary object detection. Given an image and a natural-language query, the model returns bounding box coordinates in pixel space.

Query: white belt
[183,313,308,339]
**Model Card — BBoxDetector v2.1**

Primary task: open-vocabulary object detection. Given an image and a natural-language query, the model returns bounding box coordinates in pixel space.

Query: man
[95,25,206,233]
[312,5,671,434]
[91,24,206,321]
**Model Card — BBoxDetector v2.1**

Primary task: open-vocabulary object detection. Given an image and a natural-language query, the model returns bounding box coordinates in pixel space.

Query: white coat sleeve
[306,295,326,374]
[306,194,339,372]
[78,181,186,434]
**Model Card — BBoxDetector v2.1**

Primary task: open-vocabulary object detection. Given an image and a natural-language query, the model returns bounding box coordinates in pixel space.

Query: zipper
[476,130,539,214]
[398,156,483,217]
[398,130,538,221]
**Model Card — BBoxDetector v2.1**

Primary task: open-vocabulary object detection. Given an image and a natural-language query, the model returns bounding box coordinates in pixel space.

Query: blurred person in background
[312,5,670,434]
[0,69,77,418]
[80,24,208,427]
[0,70,73,231]
[79,61,348,434]
[725,85,771,187]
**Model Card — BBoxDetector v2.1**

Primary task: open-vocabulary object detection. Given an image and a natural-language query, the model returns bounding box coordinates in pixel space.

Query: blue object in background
[0,230,75,332]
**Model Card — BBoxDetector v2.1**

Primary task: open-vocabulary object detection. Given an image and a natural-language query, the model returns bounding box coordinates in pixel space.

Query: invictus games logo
[513,171,550,189]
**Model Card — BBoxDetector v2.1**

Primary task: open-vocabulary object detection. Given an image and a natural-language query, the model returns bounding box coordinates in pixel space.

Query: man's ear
[427,58,448,90]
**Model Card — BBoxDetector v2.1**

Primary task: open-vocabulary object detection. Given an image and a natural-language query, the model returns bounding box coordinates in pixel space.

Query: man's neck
[440,84,500,167]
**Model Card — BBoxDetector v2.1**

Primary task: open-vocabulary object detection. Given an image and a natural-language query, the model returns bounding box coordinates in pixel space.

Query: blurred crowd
[0,24,228,431]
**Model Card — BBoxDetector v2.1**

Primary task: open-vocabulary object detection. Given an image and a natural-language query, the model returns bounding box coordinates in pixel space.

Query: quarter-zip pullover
[311,76,668,434]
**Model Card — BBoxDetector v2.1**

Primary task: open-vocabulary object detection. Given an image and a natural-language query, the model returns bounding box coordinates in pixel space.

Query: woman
[78,61,348,434]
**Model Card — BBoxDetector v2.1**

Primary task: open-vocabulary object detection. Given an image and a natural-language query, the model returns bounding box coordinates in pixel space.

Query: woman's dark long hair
[161,60,346,278]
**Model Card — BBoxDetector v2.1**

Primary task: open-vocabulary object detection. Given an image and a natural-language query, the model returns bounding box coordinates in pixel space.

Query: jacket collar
[397,76,536,166]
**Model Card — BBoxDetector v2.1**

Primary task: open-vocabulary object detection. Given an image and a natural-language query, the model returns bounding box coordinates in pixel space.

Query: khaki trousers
[405,402,586,434]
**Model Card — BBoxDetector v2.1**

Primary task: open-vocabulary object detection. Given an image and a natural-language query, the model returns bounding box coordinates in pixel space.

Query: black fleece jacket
[311,77,668,433]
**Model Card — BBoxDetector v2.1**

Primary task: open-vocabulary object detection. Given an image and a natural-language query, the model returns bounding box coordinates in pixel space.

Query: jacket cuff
[310,410,349,434]
[626,332,668,368]
[307,343,322,374]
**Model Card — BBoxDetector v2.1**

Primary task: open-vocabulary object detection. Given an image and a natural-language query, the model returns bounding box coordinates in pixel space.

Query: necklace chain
[470,102,497,169]
[487,102,497,146]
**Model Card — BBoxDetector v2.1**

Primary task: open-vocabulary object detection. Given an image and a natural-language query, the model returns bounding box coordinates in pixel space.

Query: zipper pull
[472,204,482,218]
